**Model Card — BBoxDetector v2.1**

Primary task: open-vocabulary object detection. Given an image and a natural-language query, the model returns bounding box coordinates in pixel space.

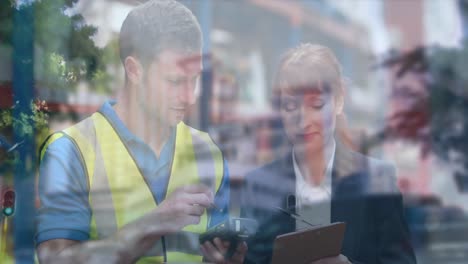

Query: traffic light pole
[12,3,35,263]
[199,0,213,131]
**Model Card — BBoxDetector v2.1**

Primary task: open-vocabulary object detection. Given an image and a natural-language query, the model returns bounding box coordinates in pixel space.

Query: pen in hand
[192,203,222,213]
[274,206,315,227]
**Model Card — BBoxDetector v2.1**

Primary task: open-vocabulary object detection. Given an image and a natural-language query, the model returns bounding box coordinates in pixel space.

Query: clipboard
[271,222,346,264]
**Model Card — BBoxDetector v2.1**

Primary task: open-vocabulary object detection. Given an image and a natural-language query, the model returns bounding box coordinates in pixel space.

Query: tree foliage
[375,4,468,189]
[0,0,114,173]
[0,0,110,92]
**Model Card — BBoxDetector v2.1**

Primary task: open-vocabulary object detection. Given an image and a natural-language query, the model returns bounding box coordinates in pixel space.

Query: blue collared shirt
[36,101,230,244]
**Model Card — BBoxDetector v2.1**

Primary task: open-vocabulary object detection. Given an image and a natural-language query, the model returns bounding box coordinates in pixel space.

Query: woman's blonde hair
[274,43,344,96]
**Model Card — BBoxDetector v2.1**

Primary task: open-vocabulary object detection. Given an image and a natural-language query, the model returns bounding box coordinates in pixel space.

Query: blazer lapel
[278,152,296,209]
[265,152,297,234]
[331,142,368,259]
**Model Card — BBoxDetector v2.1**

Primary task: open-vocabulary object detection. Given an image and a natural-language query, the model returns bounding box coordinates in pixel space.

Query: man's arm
[37,184,213,263]
[37,136,97,262]
[37,138,213,263]
[36,222,151,263]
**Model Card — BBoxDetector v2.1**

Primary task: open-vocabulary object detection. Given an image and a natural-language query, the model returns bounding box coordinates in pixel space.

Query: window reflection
[0,0,466,263]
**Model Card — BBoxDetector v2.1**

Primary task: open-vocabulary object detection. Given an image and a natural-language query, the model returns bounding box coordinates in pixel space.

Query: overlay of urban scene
[1,0,468,263]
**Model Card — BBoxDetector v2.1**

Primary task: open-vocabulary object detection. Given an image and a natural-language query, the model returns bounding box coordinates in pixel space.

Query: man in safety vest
[35,0,247,263]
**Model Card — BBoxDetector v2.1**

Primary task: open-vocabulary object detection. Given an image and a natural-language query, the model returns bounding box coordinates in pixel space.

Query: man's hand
[38,185,214,264]
[153,184,214,234]
[201,238,247,264]
[310,254,351,264]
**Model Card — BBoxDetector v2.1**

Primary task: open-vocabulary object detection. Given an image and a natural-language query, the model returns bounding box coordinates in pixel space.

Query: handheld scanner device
[199,217,258,258]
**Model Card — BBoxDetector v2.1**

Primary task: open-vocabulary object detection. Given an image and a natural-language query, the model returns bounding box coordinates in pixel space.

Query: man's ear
[124,56,142,84]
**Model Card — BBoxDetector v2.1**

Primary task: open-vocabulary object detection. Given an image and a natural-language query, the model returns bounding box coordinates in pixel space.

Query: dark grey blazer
[240,142,416,264]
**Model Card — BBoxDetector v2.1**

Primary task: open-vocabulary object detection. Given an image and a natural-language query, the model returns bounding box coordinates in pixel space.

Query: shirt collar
[292,140,336,188]
[97,100,176,145]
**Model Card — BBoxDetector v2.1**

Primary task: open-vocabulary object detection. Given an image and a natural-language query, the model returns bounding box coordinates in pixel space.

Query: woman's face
[280,86,343,153]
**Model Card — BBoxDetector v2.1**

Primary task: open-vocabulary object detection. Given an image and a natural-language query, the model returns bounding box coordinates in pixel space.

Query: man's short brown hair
[119,0,202,66]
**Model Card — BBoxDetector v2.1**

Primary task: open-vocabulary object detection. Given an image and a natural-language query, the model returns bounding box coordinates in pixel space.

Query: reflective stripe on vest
[40,112,225,263]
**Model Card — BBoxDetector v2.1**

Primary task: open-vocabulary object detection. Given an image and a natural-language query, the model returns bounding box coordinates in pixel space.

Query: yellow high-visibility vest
[40,112,225,263]
[0,217,14,264]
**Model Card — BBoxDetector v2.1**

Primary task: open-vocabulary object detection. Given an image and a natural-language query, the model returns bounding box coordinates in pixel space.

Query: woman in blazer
[240,44,416,264]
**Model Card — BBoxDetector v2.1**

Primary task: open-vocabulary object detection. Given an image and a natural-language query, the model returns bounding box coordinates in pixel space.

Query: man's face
[139,50,202,127]
[280,87,342,153]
